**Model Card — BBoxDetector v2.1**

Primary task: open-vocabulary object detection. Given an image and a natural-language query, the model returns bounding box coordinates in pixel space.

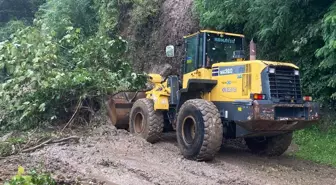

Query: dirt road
[1,125,336,185]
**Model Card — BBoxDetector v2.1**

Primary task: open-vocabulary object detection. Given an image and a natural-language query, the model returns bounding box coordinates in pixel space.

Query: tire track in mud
[213,148,336,185]
[2,125,336,185]
[40,134,253,185]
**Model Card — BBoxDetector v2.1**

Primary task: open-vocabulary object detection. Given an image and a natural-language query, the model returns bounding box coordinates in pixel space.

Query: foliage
[0,20,27,41]
[5,166,56,185]
[0,0,147,130]
[0,136,25,157]
[0,0,45,23]
[316,2,336,99]
[0,25,146,129]
[95,0,162,35]
[39,0,97,38]
[130,0,162,30]
[0,142,13,157]
[94,0,127,34]
[0,0,46,42]
[195,0,336,107]
[294,126,336,167]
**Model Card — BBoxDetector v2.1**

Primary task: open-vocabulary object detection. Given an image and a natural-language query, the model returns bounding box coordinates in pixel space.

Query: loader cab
[183,30,245,74]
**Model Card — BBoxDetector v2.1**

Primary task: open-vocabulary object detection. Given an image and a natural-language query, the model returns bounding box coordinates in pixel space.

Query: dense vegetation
[0,0,150,129]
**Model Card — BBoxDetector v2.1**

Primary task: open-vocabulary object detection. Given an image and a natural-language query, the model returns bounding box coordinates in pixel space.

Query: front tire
[245,132,293,156]
[129,99,164,143]
[177,99,223,161]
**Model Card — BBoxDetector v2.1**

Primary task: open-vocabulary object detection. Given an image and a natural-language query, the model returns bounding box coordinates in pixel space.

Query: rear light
[253,94,266,100]
[303,96,312,101]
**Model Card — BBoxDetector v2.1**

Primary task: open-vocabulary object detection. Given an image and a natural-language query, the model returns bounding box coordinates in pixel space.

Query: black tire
[176,99,223,161]
[245,132,293,156]
[129,99,164,143]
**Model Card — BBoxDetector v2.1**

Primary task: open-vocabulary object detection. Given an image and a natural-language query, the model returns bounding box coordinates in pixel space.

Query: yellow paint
[146,59,299,109]
[261,60,298,69]
[238,107,243,112]
[183,32,200,38]
[146,74,170,110]
[182,68,212,88]
[184,30,245,39]
[148,73,163,83]
[200,30,245,38]
[185,60,299,102]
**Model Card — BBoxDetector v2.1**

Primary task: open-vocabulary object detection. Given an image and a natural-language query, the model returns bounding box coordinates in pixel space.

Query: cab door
[184,34,200,74]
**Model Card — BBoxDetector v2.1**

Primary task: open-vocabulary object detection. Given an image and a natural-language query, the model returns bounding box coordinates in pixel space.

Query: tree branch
[61,98,83,132]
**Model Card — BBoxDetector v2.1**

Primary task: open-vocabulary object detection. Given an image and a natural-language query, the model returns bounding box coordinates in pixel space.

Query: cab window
[185,35,198,73]
[206,33,243,67]
[184,34,205,73]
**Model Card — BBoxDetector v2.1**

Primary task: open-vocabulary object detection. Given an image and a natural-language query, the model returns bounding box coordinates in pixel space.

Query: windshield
[206,33,244,66]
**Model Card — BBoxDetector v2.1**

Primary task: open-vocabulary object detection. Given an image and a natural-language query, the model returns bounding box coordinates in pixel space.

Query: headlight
[269,68,275,74]
[294,70,299,76]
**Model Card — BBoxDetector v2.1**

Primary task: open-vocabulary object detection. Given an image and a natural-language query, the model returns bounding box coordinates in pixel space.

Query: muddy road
[1,125,335,185]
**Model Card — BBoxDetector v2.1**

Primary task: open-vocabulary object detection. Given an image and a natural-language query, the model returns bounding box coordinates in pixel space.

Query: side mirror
[166,45,175,57]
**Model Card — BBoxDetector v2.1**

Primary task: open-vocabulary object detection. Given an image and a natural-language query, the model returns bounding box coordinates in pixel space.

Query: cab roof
[183,30,245,39]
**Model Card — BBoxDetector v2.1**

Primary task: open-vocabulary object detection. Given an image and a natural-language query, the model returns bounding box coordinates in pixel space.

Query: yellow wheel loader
[107,30,320,161]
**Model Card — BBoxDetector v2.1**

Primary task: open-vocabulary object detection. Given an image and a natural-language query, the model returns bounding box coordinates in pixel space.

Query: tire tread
[130,98,164,143]
[178,99,223,161]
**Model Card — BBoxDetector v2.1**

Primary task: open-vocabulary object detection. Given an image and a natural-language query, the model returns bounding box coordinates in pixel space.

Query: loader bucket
[106,92,146,130]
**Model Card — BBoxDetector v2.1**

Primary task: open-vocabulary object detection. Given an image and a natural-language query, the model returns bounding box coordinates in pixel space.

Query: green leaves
[315,2,336,101]
[0,0,146,130]
[5,167,56,185]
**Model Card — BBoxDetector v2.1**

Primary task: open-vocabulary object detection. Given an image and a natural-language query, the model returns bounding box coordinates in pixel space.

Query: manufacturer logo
[219,68,233,75]
[214,37,236,44]
[218,65,245,76]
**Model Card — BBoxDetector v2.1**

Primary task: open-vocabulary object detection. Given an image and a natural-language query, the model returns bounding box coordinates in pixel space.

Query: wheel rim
[182,116,196,144]
[134,112,144,133]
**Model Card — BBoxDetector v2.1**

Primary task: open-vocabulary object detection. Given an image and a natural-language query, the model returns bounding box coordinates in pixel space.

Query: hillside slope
[122,0,199,74]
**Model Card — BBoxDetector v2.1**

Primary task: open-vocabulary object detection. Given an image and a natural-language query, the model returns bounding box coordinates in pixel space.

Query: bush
[0,0,160,130]
[38,0,97,38]
[95,0,162,35]
[0,20,27,41]
[0,24,146,130]
[5,166,56,185]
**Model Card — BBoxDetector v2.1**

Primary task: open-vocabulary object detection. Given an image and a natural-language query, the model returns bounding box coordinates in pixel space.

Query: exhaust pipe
[250,39,256,60]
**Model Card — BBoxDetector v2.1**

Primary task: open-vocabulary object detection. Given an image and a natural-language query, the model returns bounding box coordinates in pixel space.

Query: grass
[294,126,336,167]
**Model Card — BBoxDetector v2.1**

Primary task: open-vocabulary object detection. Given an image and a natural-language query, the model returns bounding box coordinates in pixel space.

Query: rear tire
[129,99,164,143]
[177,99,223,161]
[245,132,293,156]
